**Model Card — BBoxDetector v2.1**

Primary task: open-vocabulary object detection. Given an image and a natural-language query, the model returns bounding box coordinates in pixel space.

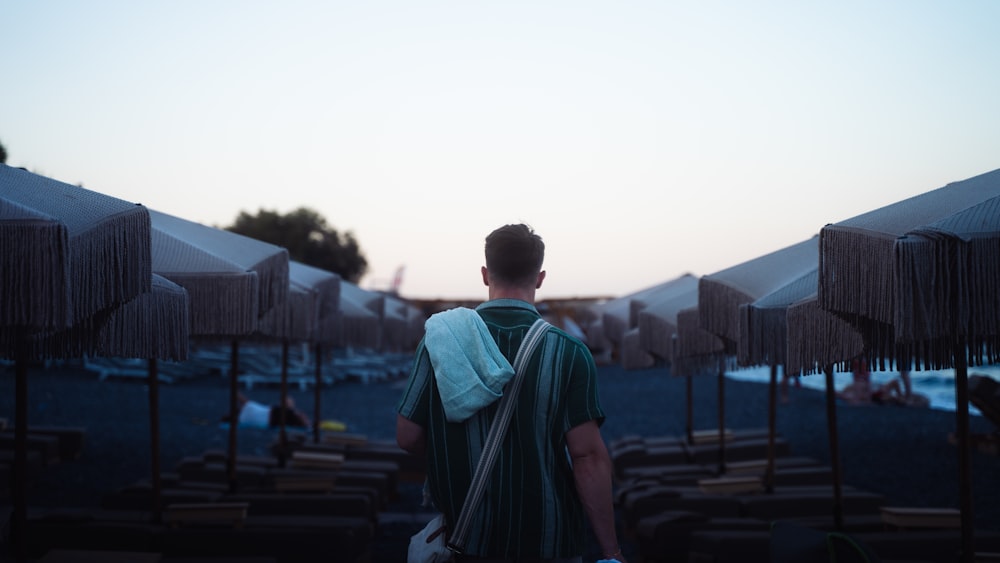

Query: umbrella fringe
[251,249,290,319]
[820,227,896,326]
[637,312,676,362]
[786,298,864,377]
[177,272,260,336]
[698,278,751,343]
[738,304,788,368]
[71,207,152,324]
[0,222,71,328]
[96,277,190,361]
[674,308,726,376]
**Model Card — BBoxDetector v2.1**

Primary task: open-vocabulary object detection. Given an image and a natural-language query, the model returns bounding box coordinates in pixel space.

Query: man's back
[397,299,604,558]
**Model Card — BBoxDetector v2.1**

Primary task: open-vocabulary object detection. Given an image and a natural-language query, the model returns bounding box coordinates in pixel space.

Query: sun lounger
[11,425,87,461]
[879,506,961,529]
[157,513,373,563]
[38,549,163,562]
[0,430,63,465]
[163,502,249,528]
[635,511,770,563]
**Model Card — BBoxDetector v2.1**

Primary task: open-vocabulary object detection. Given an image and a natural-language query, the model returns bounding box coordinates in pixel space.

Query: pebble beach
[2,356,999,561]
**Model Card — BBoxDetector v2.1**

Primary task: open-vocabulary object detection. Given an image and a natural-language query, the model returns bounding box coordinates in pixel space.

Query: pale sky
[3,1,999,300]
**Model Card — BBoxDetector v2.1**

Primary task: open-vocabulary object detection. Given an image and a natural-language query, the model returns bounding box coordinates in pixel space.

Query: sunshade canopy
[819,167,1000,368]
[736,268,865,375]
[602,274,700,349]
[151,225,260,337]
[1,165,151,332]
[150,209,288,320]
[337,282,382,349]
[637,284,699,362]
[699,236,818,349]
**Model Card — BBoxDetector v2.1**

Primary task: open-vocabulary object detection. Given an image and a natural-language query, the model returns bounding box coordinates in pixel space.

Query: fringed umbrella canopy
[0,165,151,334]
[818,167,1000,561]
[602,274,700,352]
[404,302,428,351]
[255,261,341,343]
[785,293,865,377]
[737,269,819,368]
[637,284,700,363]
[819,167,1000,368]
[336,282,382,350]
[149,209,288,319]
[23,274,191,362]
[380,294,414,353]
[699,236,818,350]
[151,226,260,337]
[620,326,655,370]
[673,306,727,377]
[291,261,342,344]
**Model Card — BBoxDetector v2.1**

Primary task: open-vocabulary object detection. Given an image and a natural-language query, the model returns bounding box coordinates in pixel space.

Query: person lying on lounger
[220,392,311,429]
[838,361,928,407]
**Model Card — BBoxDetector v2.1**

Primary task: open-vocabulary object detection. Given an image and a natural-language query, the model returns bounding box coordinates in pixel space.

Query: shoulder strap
[447,318,551,554]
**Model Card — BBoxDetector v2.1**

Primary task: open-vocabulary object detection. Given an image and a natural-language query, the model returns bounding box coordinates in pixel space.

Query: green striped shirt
[397,299,605,558]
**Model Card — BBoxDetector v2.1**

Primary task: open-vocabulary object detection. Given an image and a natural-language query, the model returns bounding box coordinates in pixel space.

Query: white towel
[424,307,515,423]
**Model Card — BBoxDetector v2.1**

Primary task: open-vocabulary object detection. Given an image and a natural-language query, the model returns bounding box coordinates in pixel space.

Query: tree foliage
[0,140,7,164]
[226,207,368,283]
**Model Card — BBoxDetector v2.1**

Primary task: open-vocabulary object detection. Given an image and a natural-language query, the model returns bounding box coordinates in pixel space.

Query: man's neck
[488,286,536,304]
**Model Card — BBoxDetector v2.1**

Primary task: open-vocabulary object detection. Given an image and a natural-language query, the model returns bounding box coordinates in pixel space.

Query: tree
[0,140,7,164]
[226,207,368,283]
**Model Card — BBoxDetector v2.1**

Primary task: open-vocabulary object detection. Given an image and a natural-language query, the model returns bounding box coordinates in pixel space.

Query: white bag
[408,513,453,563]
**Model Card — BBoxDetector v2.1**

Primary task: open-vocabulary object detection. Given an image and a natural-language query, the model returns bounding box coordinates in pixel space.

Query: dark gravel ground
[2,357,999,561]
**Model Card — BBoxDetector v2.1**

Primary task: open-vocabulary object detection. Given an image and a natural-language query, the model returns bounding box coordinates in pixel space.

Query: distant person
[837,355,872,405]
[780,368,801,404]
[221,392,311,429]
[839,358,928,407]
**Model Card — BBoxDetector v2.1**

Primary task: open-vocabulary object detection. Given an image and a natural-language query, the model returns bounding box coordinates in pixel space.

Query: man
[397,224,625,562]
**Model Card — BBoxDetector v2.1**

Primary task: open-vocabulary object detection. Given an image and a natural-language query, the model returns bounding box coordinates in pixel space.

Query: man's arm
[565,420,626,562]
[396,414,427,457]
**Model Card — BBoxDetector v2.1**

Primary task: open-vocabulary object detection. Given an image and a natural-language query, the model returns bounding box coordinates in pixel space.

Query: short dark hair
[484,224,544,285]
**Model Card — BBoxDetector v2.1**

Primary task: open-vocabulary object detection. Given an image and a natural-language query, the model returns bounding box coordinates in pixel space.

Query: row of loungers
[1,424,88,501]
[611,428,1000,563]
[16,431,425,562]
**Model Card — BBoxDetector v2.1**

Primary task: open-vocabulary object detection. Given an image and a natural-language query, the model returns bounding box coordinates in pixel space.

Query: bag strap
[447,317,551,554]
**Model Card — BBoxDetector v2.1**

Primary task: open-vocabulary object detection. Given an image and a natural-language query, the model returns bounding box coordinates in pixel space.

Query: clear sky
[3,1,999,300]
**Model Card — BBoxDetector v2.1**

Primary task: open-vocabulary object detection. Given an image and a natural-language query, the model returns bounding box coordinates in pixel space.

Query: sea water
[724,364,1000,416]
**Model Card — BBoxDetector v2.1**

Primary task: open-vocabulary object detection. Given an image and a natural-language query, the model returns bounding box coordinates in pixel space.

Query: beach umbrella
[818,167,1000,561]
[380,293,412,353]
[601,275,700,365]
[337,281,385,351]
[673,306,727,445]
[1,165,153,558]
[283,262,342,445]
[151,209,290,493]
[637,284,700,364]
[254,260,341,452]
[736,267,865,521]
[694,235,819,473]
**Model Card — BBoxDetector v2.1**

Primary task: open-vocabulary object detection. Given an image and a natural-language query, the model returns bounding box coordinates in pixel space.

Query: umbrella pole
[313,342,322,444]
[685,374,694,445]
[823,364,844,530]
[278,339,289,468]
[12,352,28,561]
[147,358,162,524]
[765,362,777,493]
[954,337,974,563]
[717,357,726,474]
[227,340,240,494]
